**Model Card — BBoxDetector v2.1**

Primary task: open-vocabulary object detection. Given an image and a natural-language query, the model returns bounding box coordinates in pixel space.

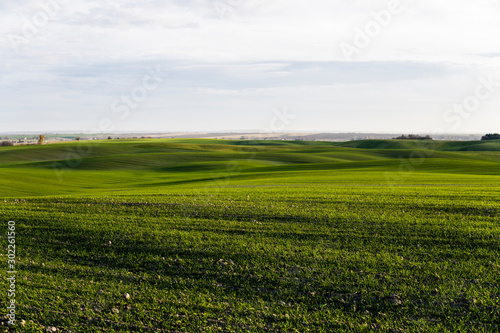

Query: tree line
[393,134,433,140]
[481,133,500,140]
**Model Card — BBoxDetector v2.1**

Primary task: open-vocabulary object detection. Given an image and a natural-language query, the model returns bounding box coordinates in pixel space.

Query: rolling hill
[1,139,500,197]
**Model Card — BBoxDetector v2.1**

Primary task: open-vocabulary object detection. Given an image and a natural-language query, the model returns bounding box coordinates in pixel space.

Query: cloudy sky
[1,0,500,134]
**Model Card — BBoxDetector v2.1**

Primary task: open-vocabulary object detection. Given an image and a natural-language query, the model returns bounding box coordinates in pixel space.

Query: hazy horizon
[0,128,496,136]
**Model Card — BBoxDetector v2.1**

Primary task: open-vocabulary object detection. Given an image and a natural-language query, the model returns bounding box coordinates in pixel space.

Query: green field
[1,139,500,332]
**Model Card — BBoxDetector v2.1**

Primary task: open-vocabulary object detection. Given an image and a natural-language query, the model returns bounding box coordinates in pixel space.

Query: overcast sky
[1,0,500,134]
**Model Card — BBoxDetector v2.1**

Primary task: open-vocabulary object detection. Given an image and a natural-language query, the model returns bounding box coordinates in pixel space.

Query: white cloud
[1,0,500,133]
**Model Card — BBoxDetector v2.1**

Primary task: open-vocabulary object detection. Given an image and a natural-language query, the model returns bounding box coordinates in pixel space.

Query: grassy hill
[1,139,499,332]
[1,139,500,197]
[333,138,500,151]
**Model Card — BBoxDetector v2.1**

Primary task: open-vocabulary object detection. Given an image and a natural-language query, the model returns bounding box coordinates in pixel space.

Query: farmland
[1,139,500,332]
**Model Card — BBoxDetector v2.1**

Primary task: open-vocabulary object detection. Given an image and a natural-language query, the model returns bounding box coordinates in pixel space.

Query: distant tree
[481,133,500,140]
[38,135,45,145]
[1,141,14,146]
[394,134,433,140]
[108,136,113,140]
[75,137,81,141]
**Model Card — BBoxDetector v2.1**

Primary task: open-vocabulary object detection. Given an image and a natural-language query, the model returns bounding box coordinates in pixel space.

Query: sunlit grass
[1,139,499,331]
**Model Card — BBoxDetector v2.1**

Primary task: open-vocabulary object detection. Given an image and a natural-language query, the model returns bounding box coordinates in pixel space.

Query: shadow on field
[13,206,500,331]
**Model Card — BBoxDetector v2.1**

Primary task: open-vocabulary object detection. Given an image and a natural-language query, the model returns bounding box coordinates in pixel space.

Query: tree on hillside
[38,135,45,145]
[1,141,14,146]
[394,134,433,140]
[481,133,500,140]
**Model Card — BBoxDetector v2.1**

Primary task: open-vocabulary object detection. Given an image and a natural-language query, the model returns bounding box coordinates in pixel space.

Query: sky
[1,0,500,134]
